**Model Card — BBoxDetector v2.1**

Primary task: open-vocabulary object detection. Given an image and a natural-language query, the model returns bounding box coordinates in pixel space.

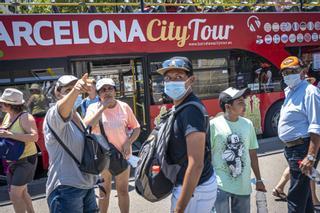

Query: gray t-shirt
[44,104,97,196]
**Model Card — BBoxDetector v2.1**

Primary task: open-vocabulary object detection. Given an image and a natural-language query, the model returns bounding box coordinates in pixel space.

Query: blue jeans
[47,185,98,213]
[213,188,250,213]
[284,142,315,213]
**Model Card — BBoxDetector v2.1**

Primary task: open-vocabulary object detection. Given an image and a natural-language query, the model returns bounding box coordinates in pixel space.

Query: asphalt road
[1,137,317,213]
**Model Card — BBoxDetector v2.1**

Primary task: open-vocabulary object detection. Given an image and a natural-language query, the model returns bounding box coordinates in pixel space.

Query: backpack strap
[173,101,211,164]
[47,123,81,165]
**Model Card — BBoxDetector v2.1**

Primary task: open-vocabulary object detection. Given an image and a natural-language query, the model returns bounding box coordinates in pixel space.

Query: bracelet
[256,180,263,183]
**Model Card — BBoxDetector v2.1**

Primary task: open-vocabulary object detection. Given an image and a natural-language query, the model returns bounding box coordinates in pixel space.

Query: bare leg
[23,187,35,213]
[99,169,112,213]
[310,180,320,205]
[115,167,130,213]
[274,166,290,193]
[9,185,27,213]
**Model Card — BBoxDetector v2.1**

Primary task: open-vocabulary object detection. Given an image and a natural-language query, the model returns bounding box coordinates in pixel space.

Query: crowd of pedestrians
[0,55,319,213]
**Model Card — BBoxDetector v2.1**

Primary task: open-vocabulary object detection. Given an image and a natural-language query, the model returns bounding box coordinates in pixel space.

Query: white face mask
[284,74,301,88]
[164,81,188,101]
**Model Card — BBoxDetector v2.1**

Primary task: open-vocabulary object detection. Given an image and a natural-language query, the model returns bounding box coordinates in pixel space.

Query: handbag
[99,120,128,176]
[0,112,26,161]
[47,120,111,175]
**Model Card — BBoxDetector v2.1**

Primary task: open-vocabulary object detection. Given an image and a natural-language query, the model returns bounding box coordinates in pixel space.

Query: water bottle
[256,190,268,213]
[151,165,160,177]
[298,160,320,183]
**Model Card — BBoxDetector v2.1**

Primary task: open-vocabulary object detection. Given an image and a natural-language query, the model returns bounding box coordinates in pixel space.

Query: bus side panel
[149,91,284,136]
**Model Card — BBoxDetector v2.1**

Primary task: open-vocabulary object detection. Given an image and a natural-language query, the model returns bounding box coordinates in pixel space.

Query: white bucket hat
[0,88,25,105]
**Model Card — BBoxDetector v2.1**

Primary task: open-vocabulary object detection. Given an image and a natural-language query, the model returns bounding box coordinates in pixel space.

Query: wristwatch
[307,154,316,162]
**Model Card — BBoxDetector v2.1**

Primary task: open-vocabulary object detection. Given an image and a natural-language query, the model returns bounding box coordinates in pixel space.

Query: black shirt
[167,92,213,185]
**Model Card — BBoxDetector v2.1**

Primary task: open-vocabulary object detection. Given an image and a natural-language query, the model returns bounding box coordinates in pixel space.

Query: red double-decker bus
[0,11,319,177]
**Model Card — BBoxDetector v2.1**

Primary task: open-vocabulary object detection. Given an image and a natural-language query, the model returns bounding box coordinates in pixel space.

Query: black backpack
[47,121,111,175]
[134,101,209,202]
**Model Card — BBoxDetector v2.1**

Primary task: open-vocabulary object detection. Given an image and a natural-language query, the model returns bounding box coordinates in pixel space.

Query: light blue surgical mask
[164,81,188,100]
[284,74,301,88]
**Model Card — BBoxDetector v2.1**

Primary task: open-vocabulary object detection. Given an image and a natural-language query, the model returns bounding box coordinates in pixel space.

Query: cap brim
[0,98,25,105]
[156,67,190,75]
[232,88,251,100]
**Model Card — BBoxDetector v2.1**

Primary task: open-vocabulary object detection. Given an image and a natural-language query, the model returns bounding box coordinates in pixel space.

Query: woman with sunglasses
[84,78,140,213]
[0,88,38,213]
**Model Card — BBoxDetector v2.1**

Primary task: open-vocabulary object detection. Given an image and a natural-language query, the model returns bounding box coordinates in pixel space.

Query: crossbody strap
[99,120,109,142]
[3,112,26,130]
[47,123,81,165]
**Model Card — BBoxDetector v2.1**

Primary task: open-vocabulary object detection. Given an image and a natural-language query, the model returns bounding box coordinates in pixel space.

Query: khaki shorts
[7,154,38,187]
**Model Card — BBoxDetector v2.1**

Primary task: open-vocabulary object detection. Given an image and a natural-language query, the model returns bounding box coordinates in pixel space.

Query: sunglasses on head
[162,58,191,71]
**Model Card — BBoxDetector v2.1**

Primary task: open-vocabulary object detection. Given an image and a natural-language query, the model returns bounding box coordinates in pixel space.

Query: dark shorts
[7,154,38,187]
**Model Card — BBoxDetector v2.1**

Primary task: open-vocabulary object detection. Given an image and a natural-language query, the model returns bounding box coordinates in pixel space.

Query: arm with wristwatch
[300,133,320,175]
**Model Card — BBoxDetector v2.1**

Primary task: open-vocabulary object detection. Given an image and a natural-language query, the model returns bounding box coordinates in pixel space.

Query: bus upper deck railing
[0,1,319,14]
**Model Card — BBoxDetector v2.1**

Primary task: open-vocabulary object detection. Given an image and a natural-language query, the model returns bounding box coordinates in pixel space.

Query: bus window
[150,57,229,103]
[192,58,229,99]
[230,51,282,93]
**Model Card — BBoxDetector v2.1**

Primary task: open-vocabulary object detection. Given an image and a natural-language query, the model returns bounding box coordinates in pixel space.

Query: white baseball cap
[96,78,116,91]
[56,75,78,87]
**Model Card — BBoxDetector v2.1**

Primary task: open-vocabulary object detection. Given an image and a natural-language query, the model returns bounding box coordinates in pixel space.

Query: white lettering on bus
[34,21,53,46]
[0,22,14,46]
[72,21,89,44]
[188,19,206,40]
[88,20,108,44]
[188,19,234,41]
[13,21,36,46]
[108,20,127,43]
[128,20,146,42]
[53,21,72,45]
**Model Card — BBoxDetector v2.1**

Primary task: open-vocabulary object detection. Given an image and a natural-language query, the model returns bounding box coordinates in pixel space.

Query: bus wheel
[264,100,283,137]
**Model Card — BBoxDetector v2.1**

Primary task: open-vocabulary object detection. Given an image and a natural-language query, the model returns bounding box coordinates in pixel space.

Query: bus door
[71,58,148,153]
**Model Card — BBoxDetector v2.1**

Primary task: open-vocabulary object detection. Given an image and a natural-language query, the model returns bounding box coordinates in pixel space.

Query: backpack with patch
[134,101,209,202]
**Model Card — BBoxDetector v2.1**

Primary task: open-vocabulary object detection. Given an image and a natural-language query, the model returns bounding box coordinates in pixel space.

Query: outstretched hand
[74,73,91,94]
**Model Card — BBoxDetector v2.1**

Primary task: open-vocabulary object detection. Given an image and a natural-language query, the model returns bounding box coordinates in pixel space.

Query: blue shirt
[278,80,320,142]
[80,96,99,117]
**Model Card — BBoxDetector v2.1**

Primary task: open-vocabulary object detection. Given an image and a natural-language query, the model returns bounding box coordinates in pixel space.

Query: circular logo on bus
[312,33,319,42]
[304,33,311,42]
[289,34,296,43]
[281,34,289,43]
[273,34,281,44]
[293,22,300,31]
[264,23,272,32]
[265,34,272,44]
[272,22,280,32]
[286,22,292,32]
[297,33,304,42]
[315,21,320,31]
[280,22,287,32]
[0,50,4,58]
[307,22,314,31]
[300,22,307,31]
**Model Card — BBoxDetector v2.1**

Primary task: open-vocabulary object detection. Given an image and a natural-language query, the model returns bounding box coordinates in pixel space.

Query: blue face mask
[164,81,188,101]
[284,74,301,88]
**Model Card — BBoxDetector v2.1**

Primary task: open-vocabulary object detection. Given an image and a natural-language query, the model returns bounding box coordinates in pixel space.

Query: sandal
[272,188,287,201]
[314,205,320,212]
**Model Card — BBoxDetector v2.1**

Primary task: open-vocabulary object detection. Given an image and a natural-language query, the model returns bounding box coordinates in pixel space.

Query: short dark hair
[220,100,234,112]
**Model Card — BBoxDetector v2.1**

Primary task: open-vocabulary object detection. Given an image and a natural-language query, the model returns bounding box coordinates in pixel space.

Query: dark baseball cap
[157,56,193,76]
[219,87,251,106]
